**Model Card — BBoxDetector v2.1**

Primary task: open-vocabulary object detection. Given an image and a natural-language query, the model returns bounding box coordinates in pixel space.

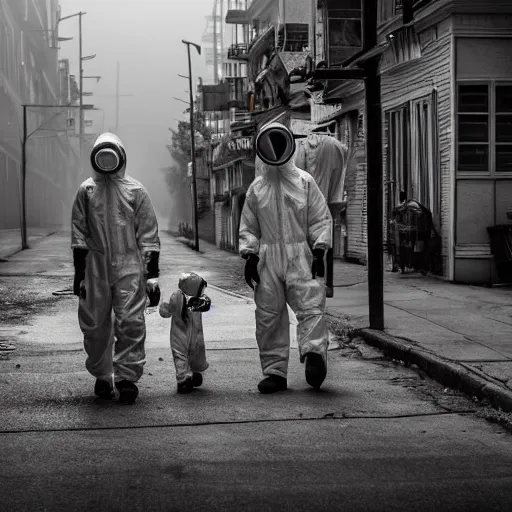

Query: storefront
[211,133,255,252]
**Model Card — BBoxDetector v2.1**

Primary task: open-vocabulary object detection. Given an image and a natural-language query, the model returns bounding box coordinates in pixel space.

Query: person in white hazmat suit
[159,272,211,394]
[239,122,333,394]
[71,133,161,404]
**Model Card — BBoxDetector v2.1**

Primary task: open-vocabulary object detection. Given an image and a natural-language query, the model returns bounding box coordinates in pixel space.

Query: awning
[248,26,275,56]
[212,133,255,171]
[312,120,337,132]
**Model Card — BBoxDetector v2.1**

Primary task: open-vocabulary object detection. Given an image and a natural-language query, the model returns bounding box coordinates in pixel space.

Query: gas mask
[255,122,296,167]
[90,132,127,175]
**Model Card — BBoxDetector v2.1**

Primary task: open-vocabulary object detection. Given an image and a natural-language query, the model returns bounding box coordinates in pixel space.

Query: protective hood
[90,132,127,177]
[178,272,207,298]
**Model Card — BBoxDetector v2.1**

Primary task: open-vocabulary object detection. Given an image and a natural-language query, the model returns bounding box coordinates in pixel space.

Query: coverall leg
[254,252,290,379]
[188,323,209,375]
[78,272,115,382]
[286,274,329,366]
[112,272,147,383]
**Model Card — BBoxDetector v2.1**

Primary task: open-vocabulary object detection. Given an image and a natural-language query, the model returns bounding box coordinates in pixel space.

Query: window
[278,24,309,52]
[325,1,362,66]
[457,84,488,172]
[457,83,512,174]
[496,85,512,172]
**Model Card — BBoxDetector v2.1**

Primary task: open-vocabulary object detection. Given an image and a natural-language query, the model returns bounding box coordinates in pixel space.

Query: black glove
[188,295,211,312]
[73,248,88,299]
[244,254,260,289]
[73,272,86,299]
[144,251,160,279]
[311,248,325,279]
[146,279,161,307]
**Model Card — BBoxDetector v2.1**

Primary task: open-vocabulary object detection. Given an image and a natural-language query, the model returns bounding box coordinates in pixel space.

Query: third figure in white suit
[238,122,332,394]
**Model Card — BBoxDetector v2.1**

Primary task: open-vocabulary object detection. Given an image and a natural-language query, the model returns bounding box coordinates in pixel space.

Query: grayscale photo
[1,0,512,510]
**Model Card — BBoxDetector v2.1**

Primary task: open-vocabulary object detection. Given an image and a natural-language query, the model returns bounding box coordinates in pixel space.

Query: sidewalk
[0,227,59,260]
[3,230,512,412]
[326,260,512,412]
[176,236,512,411]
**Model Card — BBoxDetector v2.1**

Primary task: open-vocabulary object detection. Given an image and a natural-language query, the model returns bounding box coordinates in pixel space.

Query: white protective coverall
[159,272,209,383]
[239,154,333,378]
[71,134,160,383]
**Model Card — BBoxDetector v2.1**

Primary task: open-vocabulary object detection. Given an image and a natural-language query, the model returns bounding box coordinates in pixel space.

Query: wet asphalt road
[1,232,512,511]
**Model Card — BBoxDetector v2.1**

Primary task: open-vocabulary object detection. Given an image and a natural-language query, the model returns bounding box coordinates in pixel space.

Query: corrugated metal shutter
[215,203,223,247]
[345,112,367,263]
[221,205,229,248]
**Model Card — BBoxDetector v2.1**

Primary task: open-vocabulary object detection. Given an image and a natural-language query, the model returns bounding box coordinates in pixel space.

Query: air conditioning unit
[67,118,75,128]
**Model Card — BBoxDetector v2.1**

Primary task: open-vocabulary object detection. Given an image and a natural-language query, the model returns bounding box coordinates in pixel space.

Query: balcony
[228,99,249,111]
[228,43,249,60]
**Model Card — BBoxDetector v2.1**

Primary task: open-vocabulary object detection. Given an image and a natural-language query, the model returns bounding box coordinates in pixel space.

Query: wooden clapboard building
[213,0,313,253]
[305,0,366,262]
[312,0,512,284]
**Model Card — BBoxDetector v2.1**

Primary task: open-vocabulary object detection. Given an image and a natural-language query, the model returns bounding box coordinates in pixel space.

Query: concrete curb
[208,284,253,302]
[358,328,512,413]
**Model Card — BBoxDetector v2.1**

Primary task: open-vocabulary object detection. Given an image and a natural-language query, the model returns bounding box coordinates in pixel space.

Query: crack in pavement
[0,410,477,436]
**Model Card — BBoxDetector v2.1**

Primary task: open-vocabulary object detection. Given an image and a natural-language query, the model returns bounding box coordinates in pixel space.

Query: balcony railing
[228,43,249,60]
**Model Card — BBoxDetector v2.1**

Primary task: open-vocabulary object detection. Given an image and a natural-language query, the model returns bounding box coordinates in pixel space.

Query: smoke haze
[59,0,212,229]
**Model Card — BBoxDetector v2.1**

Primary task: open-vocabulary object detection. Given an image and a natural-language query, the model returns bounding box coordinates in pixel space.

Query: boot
[94,379,114,400]
[177,378,194,394]
[257,375,287,394]
[115,380,139,404]
[305,353,327,389]
[192,372,203,387]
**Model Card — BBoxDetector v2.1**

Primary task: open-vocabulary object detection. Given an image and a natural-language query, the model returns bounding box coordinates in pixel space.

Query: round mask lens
[95,149,119,172]
[256,125,295,166]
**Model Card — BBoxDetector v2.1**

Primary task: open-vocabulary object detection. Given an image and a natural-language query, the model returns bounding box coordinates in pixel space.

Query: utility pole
[363,0,384,330]
[213,0,218,83]
[182,40,202,252]
[93,64,132,133]
[79,12,83,175]
[21,106,27,250]
[116,61,120,131]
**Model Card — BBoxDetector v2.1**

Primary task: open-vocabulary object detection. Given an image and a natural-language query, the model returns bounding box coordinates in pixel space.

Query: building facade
[201,0,314,253]
[0,0,80,233]
[310,0,512,285]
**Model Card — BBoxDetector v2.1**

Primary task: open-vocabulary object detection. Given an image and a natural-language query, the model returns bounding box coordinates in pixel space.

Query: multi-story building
[202,0,314,253]
[0,0,79,233]
[316,0,512,285]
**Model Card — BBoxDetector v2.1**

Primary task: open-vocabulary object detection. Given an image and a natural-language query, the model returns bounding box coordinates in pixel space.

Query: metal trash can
[487,225,512,283]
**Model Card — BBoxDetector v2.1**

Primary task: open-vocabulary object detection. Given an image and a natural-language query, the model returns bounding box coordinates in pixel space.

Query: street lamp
[20,104,81,250]
[182,39,202,252]
[58,11,88,173]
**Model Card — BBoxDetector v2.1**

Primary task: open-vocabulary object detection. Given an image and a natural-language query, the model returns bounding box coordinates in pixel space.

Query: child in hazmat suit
[159,272,211,393]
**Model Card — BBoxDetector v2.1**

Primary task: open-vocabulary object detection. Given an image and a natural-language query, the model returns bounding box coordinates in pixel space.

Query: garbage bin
[487,225,512,282]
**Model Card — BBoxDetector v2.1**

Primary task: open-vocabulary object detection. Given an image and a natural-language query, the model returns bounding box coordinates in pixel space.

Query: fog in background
[59,0,212,229]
